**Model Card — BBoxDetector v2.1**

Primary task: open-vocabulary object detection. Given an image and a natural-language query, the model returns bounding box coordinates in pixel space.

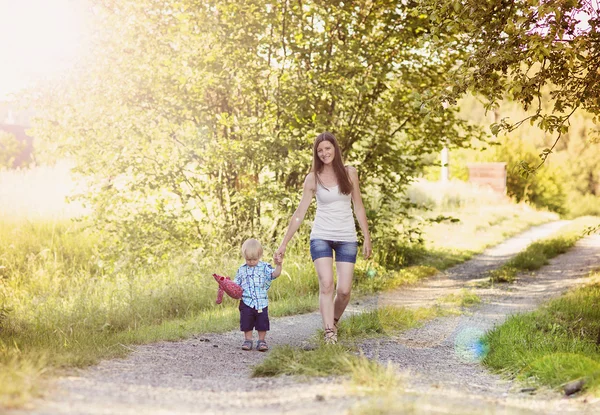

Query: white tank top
[310,184,357,242]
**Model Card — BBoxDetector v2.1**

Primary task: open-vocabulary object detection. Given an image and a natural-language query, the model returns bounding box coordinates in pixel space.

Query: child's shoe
[256,340,269,352]
[241,340,253,351]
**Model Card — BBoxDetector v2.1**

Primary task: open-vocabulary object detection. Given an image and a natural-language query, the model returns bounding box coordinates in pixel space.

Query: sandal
[241,340,253,351]
[256,340,269,352]
[324,328,337,345]
[333,317,340,332]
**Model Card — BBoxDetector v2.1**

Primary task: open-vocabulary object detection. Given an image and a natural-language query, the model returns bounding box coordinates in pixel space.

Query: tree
[0,131,26,169]
[28,0,483,265]
[417,0,600,173]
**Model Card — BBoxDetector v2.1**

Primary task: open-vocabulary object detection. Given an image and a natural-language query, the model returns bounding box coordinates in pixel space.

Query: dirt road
[12,221,600,415]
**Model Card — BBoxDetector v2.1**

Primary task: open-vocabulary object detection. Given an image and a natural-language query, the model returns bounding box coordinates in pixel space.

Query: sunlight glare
[0,0,89,99]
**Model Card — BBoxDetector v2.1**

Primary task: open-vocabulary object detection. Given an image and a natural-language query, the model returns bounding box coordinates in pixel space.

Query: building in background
[467,162,507,195]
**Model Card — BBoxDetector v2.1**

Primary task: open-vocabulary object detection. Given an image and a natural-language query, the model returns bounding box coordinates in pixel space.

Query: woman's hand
[274,245,286,263]
[363,239,372,259]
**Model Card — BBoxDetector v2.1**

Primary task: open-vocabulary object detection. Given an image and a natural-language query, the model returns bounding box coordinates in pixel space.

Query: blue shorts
[239,301,270,332]
[309,239,358,263]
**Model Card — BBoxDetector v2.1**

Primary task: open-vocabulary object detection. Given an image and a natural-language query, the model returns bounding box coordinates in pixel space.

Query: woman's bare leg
[314,257,335,330]
[333,261,355,327]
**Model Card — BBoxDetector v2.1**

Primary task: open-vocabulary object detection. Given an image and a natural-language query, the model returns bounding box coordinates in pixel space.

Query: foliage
[417,0,600,173]
[489,136,566,213]
[428,95,600,216]
[27,0,486,265]
[0,131,26,169]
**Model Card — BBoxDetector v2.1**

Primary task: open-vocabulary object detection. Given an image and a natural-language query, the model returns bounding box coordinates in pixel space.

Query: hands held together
[273,246,285,265]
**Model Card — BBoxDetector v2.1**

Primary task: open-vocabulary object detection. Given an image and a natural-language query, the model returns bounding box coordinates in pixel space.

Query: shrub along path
[11,221,600,415]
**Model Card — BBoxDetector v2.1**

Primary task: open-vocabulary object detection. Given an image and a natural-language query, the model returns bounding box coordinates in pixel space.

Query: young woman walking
[275,132,372,344]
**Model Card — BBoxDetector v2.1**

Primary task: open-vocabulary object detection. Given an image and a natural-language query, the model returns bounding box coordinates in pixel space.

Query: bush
[0,131,27,169]
[565,193,600,219]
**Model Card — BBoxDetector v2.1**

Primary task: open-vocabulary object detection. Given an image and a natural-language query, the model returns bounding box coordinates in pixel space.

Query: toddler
[234,238,282,351]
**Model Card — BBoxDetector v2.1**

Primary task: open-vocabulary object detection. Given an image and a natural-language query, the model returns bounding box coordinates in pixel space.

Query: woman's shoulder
[345,165,358,176]
[303,172,317,191]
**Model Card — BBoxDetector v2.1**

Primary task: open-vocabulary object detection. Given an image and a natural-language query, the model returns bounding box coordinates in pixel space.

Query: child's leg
[245,331,253,341]
[256,307,269,341]
[239,302,255,350]
[239,301,256,340]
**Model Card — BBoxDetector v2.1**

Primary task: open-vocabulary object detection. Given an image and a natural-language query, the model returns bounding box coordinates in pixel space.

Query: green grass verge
[252,304,446,379]
[489,216,600,283]
[253,343,402,396]
[482,272,600,395]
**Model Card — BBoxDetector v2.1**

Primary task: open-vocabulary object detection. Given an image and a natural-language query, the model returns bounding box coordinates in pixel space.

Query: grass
[353,265,439,294]
[337,306,445,339]
[437,289,482,308]
[0,219,320,407]
[252,343,354,377]
[482,271,600,395]
[0,167,565,408]
[345,357,401,394]
[253,343,403,396]
[252,304,446,379]
[489,216,600,283]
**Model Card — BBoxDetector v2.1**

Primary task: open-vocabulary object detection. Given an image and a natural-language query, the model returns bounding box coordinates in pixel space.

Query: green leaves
[417,0,600,171]
[28,0,482,265]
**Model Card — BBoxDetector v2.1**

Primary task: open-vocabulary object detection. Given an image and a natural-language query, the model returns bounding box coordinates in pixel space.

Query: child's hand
[274,252,284,265]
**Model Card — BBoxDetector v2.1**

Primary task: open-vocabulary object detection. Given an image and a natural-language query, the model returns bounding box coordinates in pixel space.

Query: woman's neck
[318,165,337,187]
[320,164,335,175]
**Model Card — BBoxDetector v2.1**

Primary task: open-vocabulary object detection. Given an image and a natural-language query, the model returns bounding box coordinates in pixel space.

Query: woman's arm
[347,166,372,259]
[275,173,315,260]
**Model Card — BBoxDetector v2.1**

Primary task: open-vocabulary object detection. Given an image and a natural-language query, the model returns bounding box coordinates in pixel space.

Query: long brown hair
[312,132,353,195]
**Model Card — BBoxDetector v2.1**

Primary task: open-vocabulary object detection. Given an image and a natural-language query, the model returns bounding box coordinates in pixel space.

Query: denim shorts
[309,239,358,263]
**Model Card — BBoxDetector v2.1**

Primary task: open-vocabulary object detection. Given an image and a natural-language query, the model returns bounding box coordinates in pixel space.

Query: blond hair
[241,238,263,260]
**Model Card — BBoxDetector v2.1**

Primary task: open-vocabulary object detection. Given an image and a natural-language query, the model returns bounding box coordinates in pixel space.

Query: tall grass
[0,217,322,407]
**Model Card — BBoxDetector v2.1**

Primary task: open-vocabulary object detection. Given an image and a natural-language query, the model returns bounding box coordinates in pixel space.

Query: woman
[275,132,372,344]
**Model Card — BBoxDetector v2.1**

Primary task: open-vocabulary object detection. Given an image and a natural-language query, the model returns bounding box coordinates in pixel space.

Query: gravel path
[11,221,600,415]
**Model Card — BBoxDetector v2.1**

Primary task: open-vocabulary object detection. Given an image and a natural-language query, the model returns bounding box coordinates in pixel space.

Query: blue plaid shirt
[234,261,275,310]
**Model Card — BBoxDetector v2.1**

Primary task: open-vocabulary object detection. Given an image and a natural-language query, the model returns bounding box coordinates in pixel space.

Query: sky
[0,0,89,100]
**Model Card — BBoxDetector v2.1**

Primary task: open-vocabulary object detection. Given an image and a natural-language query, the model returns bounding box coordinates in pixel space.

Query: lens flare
[454,327,489,363]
